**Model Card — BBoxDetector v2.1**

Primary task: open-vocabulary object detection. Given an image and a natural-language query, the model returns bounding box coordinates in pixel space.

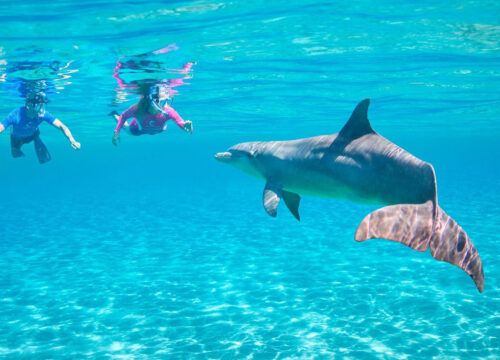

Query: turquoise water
[1,1,499,358]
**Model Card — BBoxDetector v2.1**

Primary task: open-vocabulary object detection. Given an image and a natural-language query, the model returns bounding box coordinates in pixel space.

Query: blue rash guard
[1,107,56,138]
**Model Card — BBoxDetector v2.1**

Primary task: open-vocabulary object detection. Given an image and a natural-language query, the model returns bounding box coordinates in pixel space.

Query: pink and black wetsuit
[114,103,189,136]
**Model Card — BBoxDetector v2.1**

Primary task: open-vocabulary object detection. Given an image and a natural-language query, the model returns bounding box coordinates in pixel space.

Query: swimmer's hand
[183,120,193,134]
[112,132,120,146]
[71,140,81,150]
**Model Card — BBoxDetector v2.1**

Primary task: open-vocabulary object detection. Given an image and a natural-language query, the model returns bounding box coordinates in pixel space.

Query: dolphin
[215,99,484,292]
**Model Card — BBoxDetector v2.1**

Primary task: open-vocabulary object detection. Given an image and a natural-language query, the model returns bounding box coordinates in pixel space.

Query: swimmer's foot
[11,147,24,158]
[108,110,121,123]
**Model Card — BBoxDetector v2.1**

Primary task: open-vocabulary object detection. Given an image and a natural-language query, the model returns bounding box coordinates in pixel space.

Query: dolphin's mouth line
[215,151,232,161]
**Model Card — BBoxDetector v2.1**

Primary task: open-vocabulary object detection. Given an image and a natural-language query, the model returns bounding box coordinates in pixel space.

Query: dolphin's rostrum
[215,99,484,292]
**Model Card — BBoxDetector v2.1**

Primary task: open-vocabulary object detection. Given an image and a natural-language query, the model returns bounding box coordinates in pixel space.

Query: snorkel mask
[148,85,171,114]
[26,92,50,116]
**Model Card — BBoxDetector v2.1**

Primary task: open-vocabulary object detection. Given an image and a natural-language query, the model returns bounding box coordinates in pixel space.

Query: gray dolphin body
[215,99,484,292]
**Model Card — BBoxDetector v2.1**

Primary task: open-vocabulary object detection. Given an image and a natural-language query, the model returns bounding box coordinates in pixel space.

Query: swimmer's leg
[33,133,51,164]
[10,134,25,158]
[108,110,130,130]
[108,110,120,121]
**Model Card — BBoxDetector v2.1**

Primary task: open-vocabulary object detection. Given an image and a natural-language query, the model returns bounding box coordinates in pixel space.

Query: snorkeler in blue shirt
[0,92,81,164]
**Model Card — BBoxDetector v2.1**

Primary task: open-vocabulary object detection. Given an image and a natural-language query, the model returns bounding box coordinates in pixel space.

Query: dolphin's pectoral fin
[430,207,484,293]
[355,201,434,252]
[282,191,301,221]
[355,201,484,292]
[263,182,282,217]
[263,183,301,220]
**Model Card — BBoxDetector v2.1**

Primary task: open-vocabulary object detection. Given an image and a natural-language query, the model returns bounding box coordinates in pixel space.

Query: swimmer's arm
[114,113,128,134]
[52,119,81,150]
[164,106,193,133]
[114,105,136,134]
[1,109,17,134]
[112,112,127,146]
[112,106,137,146]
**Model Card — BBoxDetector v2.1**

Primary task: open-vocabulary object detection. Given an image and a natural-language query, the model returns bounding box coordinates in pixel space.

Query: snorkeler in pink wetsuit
[111,84,193,145]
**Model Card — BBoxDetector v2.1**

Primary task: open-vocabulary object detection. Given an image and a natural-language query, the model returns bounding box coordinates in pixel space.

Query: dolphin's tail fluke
[354,201,484,293]
[430,206,484,292]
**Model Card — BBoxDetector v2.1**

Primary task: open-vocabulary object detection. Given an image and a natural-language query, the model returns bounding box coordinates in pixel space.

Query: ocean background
[0,1,499,358]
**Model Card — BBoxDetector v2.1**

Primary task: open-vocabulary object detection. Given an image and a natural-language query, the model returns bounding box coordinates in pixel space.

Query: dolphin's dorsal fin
[338,98,374,140]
